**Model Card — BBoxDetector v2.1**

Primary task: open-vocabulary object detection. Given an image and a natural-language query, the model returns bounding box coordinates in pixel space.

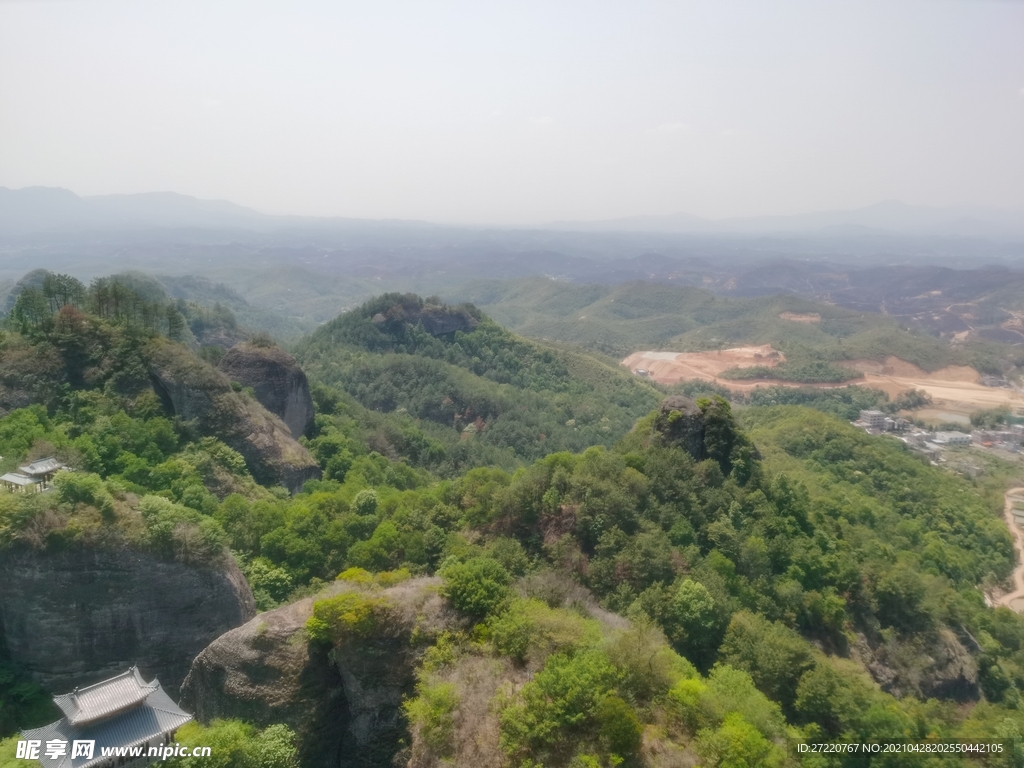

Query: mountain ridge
[4,186,1023,240]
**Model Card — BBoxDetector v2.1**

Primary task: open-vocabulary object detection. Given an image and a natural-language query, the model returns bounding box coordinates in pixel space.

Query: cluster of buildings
[0,457,67,493]
[853,409,1024,471]
[971,425,1024,449]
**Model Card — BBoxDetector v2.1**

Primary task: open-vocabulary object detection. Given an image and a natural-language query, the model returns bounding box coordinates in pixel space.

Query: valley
[1,268,1023,768]
[4,1,1024,762]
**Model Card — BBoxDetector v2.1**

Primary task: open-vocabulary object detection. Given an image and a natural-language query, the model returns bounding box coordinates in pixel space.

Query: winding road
[996,488,1024,612]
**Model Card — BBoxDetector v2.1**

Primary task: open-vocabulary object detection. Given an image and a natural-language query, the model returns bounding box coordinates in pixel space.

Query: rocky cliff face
[852,628,980,702]
[181,578,450,768]
[217,342,315,438]
[370,300,479,337]
[654,395,708,461]
[148,340,320,491]
[0,544,255,694]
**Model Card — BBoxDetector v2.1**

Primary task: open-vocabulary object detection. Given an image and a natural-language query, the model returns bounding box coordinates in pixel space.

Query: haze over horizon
[2,0,1023,226]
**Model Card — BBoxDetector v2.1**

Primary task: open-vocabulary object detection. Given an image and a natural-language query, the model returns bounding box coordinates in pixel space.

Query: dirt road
[997,488,1024,612]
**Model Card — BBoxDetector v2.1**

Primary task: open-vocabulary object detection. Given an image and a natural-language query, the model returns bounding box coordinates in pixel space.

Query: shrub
[54,471,114,517]
[665,579,721,668]
[499,649,621,761]
[346,521,401,571]
[0,658,58,739]
[240,556,293,611]
[377,567,411,586]
[717,610,815,711]
[244,724,299,768]
[441,557,511,617]
[249,332,276,348]
[668,665,786,740]
[139,495,228,564]
[352,488,379,516]
[603,617,697,702]
[694,712,785,768]
[337,567,375,585]
[487,536,531,576]
[166,719,297,768]
[595,695,642,757]
[306,592,391,645]
[0,736,20,767]
[488,598,601,665]
[719,361,859,384]
[404,680,459,757]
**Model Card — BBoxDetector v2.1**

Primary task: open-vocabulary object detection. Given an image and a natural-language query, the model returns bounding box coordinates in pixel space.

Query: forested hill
[2,281,1024,766]
[293,293,666,473]
[448,277,1021,374]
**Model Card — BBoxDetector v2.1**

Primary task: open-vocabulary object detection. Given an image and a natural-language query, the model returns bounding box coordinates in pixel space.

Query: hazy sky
[1,0,1022,224]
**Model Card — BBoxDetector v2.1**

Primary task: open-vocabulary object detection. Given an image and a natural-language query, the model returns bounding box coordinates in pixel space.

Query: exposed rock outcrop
[0,544,255,694]
[654,394,759,478]
[655,395,707,462]
[218,342,315,438]
[148,340,320,491]
[370,297,479,337]
[851,629,979,702]
[181,578,451,768]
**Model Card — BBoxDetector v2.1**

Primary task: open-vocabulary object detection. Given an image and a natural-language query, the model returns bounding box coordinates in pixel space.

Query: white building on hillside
[932,431,971,446]
[859,410,887,429]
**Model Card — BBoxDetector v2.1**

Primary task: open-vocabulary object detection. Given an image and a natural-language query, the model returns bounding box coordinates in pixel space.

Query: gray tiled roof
[22,676,191,768]
[19,457,63,476]
[1,472,39,486]
[54,667,157,726]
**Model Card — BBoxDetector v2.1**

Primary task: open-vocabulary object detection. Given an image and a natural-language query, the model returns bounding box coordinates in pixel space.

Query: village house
[19,667,192,768]
[931,431,972,447]
[858,409,887,429]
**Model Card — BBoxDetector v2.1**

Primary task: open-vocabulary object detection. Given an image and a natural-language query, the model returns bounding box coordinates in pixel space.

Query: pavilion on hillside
[1,457,67,493]
[19,667,192,768]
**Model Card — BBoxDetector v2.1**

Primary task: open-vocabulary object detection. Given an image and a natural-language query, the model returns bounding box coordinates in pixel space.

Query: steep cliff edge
[218,342,315,438]
[0,544,255,694]
[181,577,451,768]
[148,340,320,491]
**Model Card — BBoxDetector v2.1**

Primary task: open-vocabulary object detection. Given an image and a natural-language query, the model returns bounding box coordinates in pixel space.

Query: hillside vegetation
[449,278,1019,376]
[293,293,664,473]
[1,283,1023,766]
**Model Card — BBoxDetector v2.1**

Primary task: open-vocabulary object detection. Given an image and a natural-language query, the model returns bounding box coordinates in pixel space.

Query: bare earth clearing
[621,348,1024,416]
[622,345,784,387]
[779,312,821,323]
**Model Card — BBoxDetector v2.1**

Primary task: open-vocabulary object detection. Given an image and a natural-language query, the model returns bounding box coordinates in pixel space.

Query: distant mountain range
[548,200,1024,239]
[0,186,440,237]
[2,187,1023,240]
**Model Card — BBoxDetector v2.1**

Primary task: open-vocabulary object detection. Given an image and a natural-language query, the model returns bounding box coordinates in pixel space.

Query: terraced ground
[622,348,1024,418]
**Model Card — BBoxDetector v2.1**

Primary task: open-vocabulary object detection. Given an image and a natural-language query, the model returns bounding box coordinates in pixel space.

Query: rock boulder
[148,340,321,491]
[654,395,708,462]
[181,578,451,768]
[218,342,315,438]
